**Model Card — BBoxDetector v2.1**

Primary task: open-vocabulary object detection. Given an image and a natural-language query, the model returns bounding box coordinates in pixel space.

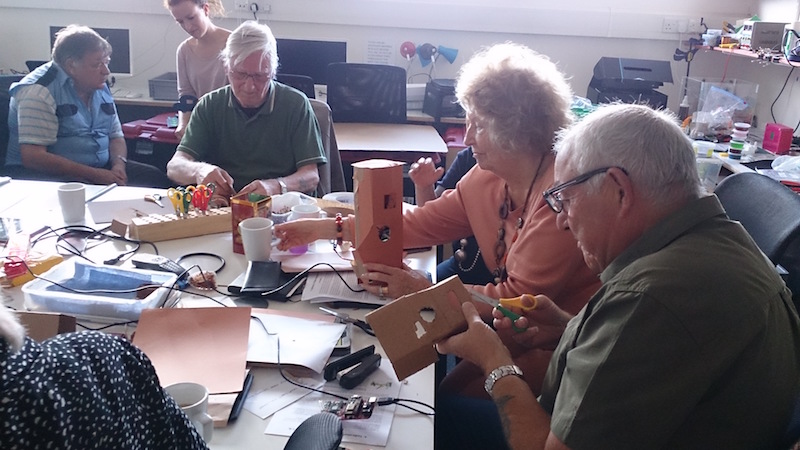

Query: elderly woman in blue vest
[5,25,170,187]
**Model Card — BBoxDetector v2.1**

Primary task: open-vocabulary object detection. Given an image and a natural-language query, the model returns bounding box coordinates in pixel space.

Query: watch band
[277,178,288,194]
[484,364,523,396]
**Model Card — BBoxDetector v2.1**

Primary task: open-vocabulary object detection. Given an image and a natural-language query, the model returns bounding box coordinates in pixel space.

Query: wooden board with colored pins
[128,207,232,242]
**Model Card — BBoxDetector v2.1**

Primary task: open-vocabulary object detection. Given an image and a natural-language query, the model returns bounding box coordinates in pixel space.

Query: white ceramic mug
[289,203,322,220]
[57,182,86,224]
[238,217,273,261]
[165,382,214,442]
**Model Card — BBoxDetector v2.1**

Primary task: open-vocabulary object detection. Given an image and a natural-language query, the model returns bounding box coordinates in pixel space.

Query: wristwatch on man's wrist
[484,364,523,396]
[277,178,288,194]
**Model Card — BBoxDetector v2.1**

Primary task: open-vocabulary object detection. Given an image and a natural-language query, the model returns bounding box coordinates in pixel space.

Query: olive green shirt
[540,195,800,449]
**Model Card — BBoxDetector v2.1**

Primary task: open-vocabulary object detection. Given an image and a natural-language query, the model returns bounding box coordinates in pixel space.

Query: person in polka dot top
[0,307,208,449]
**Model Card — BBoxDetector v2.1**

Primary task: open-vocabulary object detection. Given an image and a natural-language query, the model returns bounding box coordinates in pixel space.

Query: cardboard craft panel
[365,275,472,381]
[14,311,76,342]
[352,159,404,279]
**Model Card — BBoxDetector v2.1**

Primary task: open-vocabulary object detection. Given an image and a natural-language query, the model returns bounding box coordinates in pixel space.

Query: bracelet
[484,364,523,396]
[334,213,343,250]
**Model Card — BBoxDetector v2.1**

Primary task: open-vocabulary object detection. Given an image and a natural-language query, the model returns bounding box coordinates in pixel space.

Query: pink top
[402,156,599,315]
[176,38,228,99]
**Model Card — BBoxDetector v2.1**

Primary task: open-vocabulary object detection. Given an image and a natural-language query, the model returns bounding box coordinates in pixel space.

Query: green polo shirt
[179,82,326,191]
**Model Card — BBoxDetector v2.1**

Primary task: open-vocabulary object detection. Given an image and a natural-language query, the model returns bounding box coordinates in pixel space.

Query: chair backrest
[309,98,346,196]
[1,74,25,170]
[326,63,407,123]
[714,172,800,264]
[277,73,316,99]
[283,412,342,450]
[25,60,48,72]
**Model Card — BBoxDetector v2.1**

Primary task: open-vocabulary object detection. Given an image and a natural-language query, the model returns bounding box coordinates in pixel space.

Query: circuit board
[320,395,377,420]
[128,207,231,242]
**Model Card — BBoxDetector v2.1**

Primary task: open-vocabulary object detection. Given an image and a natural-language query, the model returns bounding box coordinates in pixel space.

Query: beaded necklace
[492,155,545,284]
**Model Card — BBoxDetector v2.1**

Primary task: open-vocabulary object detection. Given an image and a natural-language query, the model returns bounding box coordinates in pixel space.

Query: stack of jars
[728,122,750,160]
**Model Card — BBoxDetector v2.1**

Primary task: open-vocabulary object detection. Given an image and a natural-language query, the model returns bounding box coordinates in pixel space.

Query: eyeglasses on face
[229,69,271,84]
[81,57,111,71]
[543,166,627,213]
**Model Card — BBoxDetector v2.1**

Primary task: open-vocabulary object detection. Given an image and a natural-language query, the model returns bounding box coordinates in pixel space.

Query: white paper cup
[57,182,86,224]
[165,382,214,442]
[238,217,273,261]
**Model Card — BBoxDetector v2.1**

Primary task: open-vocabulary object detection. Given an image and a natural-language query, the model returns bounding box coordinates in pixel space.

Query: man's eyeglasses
[229,70,271,84]
[543,166,627,213]
[82,57,111,71]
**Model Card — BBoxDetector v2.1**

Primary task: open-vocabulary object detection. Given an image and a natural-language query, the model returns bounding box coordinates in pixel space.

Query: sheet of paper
[243,369,324,419]
[132,307,251,393]
[272,240,355,273]
[87,198,166,223]
[265,364,401,446]
[301,271,389,306]
[247,312,345,373]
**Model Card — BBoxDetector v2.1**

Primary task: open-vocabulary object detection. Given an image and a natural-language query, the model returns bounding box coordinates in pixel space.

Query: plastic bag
[701,86,748,134]
[772,155,800,172]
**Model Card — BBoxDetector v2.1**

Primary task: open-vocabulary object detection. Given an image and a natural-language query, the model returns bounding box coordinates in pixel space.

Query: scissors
[319,307,375,336]
[144,193,164,208]
[470,291,536,333]
[167,187,187,217]
[191,184,214,213]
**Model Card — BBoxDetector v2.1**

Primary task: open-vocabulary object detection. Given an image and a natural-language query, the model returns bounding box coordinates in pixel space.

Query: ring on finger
[379,285,387,298]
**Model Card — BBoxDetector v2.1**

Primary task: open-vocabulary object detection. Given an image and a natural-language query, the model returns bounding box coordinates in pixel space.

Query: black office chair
[25,60,48,72]
[283,412,342,450]
[326,62,406,123]
[1,74,25,173]
[277,73,316,99]
[715,172,800,265]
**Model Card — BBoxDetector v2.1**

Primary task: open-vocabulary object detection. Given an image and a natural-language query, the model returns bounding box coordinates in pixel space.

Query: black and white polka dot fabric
[0,331,208,449]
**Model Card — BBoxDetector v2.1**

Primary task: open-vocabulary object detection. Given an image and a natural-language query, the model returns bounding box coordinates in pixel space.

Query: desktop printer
[423,79,464,120]
[587,57,673,109]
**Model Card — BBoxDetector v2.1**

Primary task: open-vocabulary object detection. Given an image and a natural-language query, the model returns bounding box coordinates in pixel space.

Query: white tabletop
[0,179,436,450]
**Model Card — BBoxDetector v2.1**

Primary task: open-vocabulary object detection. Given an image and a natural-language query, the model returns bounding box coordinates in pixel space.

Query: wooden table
[0,179,436,450]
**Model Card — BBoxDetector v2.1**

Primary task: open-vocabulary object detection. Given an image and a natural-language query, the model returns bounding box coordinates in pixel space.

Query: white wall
[2,0,798,135]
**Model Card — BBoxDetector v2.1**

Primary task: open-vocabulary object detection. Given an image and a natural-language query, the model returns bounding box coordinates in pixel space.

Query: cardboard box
[365,276,471,381]
[14,311,76,342]
[230,193,272,254]
[352,159,404,278]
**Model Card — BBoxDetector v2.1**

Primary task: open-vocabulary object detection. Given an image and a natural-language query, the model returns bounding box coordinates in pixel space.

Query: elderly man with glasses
[6,25,171,187]
[436,103,800,449]
[167,21,325,203]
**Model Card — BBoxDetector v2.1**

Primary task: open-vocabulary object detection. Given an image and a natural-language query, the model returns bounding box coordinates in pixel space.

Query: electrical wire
[770,65,795,124]
[249,314,435,416]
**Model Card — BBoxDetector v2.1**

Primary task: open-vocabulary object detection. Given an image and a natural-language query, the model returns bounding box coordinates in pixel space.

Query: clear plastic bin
[23,260,179,322]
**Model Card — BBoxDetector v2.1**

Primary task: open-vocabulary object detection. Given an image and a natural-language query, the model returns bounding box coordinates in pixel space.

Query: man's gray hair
[554,103,704,206]
[52,25,112,66]
[221,21,278,78]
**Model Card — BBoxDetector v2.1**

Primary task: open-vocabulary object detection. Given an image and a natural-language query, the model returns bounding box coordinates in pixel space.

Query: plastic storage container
[23,260,179,322]
[148,72,178,101]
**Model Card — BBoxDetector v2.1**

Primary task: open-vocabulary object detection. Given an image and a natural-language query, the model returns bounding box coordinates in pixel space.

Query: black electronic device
[323,344,381,389]
[586,57,673,109]
[131,253,187,278]
[422,79,464,120]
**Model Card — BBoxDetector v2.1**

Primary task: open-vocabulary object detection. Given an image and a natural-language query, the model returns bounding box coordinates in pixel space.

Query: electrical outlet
[235,0,249,10]
[662,18,679,33]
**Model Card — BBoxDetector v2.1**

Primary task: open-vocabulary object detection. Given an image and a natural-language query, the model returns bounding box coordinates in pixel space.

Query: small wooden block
[128,207,232,242]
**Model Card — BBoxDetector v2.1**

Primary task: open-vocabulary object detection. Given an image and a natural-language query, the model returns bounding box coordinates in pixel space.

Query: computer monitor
[49,26,132,76]
[275,38,346,86]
